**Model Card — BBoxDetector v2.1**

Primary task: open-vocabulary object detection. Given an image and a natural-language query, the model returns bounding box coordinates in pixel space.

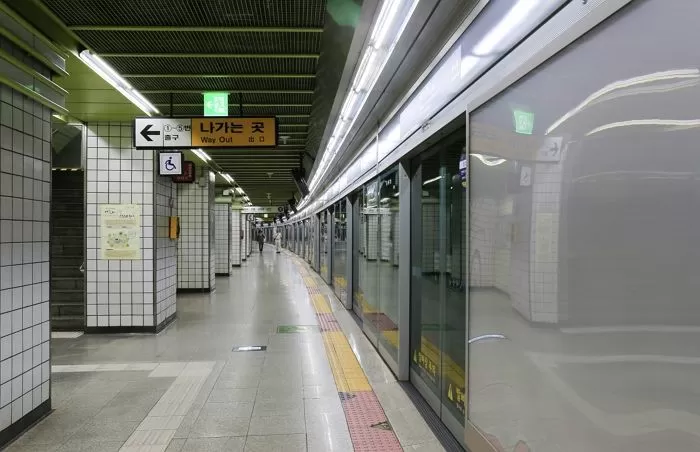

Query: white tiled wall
[177,169,215,290]
[231,209,241,266]
[214,203,231,275]
[420,201,439,272]
[529,161,562,323]
[0,85,51,429]
[366,211,378,261]
[85,122,157,329]
[380,211,391,261]
[155,176,177,327]
[470,198,498,287]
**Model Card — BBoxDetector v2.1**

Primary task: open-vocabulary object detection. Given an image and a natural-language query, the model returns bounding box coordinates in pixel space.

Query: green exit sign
[513,109,534,135]
[203,92,229,116]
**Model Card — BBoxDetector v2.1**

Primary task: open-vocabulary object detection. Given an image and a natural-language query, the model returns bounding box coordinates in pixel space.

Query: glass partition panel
[468,1,700,451]
[357,180,380,338]
[410,126,467,444]
[332,200,348,304]
[320,211,330,282]
[377,169,401,361]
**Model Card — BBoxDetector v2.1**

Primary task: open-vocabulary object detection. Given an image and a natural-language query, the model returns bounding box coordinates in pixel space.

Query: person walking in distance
[274,229,282,254]
[256,229,265,253]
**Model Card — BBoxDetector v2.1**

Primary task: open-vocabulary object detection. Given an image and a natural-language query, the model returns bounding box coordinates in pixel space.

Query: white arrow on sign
[134,118,193,148]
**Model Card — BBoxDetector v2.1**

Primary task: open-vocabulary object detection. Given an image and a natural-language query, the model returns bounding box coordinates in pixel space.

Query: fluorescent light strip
[547,69,700,135]
[192,148,211,162]
[307,0,420,194]
[586,119,700,136]
[235,187,245,195]
[79,50,159,116]
[471,153,507,166]
[422,175,442,185]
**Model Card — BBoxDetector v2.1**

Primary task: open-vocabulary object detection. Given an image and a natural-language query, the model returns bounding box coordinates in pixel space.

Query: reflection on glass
[377,170,400,361]
[468,1,700,451]
[358,182,380,336]
[332,201,348,304]
[410,129,467,430]
[320,211,330,282]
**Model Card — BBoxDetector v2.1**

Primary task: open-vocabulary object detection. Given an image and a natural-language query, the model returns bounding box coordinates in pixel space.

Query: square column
[177,169,215,291]
[214,203,231,275]
[231,208,242,266]
[85,122,177,333]
[0,86,51,437]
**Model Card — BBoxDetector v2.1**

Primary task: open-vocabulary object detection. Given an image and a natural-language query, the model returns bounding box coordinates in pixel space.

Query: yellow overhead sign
[192,117,277,147]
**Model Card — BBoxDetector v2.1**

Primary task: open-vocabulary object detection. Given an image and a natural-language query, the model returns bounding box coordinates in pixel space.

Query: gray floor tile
[303,385,339,399]
[385,407,437,447]
[214,375,261,389]
[304,397,343,415]
[199,402,255,418]
[307,431,354,452]
[258,376,304,388]
[177,436,246,451]
[4,442,58,452]
[207,388,257,403]
[165,438,186,452]
[30,251,442,452]
[189,414,251,438]
[8,416,86,446]
[403,440,448,451]
[253,398,304,417]
[247,414,306,436]
[244,434,307,452]
[55,440,124,452]
[69,420,140,443]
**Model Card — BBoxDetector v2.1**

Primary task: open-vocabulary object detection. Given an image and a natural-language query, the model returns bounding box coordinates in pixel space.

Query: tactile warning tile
[311,294,331,313]
[293,257,403,451]
[341,391,403,451]
[323,331,371,393]
[316,312,340,332]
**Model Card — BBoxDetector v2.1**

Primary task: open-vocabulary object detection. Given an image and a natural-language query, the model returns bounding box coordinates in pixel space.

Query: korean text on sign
[191,117,276,147]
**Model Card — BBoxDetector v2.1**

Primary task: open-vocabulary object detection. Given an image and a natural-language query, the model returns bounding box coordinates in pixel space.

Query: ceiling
[12,0,364,207]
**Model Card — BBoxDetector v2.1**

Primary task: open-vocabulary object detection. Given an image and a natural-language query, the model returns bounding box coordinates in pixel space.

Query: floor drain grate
[231,345,267,352]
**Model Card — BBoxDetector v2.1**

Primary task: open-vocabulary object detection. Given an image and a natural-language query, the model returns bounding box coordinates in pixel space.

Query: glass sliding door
[320,211,330,282]
[410,126,466,445]
[377,169,401,364]
[358,181,380,342]
[352,189,365,317]
[350,170,402,370]
[332,200,348,304]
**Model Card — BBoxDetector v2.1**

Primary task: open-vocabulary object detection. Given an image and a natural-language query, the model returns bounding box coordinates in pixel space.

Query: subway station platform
[6,247,444,452]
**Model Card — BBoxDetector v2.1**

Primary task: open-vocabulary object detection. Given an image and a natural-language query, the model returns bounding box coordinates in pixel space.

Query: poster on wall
[100,204,141,259]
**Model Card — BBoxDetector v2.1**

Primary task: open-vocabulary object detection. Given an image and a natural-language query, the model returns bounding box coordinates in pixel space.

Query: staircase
[50,170,85,330]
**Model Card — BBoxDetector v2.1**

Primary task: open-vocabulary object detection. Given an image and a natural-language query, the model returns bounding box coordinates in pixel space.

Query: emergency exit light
[513,109,534,135]
[203,92,229,116]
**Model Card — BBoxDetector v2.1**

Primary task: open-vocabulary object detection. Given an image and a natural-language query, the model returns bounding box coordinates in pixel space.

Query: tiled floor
[6,246,444,451]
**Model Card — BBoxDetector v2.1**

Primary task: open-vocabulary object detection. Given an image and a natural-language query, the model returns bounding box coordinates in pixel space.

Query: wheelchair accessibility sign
[159,152,183,176]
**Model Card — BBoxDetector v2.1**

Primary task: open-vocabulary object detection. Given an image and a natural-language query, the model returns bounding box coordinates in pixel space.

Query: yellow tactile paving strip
[293,255,405,450]
[296,263,373,393]
[323,331,372,392]
[311,294,331,314]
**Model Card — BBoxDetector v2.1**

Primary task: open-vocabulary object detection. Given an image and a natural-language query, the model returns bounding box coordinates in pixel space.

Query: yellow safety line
[297,262,373,393]
[296,258,464,395]
[311,294,331,313]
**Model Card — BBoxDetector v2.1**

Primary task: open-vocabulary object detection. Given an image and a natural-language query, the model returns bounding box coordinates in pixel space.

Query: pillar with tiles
[85,122,177,333]
[177,169,216,291]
